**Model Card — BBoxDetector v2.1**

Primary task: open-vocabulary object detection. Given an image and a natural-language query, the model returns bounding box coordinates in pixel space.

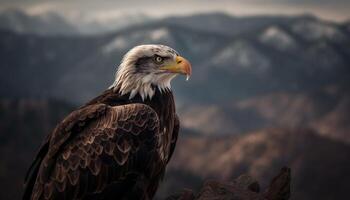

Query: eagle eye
[154,56,164,64]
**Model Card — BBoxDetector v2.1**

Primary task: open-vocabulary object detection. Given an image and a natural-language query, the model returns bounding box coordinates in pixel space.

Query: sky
[0,0,349,22]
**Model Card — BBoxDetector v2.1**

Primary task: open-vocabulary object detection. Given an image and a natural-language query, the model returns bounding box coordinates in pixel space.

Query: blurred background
[0,0,350,199]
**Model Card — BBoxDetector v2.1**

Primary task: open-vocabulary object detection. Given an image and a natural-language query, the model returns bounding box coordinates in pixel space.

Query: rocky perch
[166,167,291,200]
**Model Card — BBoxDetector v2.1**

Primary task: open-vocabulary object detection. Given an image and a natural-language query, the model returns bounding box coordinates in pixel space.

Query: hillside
[179,89,350,142]
[157,128,350,200]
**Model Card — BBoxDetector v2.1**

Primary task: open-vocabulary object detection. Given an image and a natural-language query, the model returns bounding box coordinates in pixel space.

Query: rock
[263,167,291,200]
[166,167,291,200]
[233,174,260,193]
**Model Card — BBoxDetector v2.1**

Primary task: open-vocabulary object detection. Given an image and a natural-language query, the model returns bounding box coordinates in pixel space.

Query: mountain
[1,13,349,141]
[66,12,153,35]
[162,13,317,36]
[311,94,350,143]
[0,8,152,36]
[156,128,350,200]
[179,86,350,141]
[1,14,349,103]
[0,9,78,35]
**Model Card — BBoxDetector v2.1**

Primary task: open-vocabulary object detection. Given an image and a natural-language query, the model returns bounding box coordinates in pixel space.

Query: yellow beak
[160,56,192,79]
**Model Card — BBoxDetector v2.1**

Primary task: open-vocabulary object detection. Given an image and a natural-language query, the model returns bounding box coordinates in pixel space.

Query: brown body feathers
[23,88,179,200]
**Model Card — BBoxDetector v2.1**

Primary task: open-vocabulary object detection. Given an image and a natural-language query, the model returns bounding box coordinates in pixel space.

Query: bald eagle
[23,44,192,200]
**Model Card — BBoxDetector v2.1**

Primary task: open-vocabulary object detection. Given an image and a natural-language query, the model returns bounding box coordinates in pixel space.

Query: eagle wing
[167,115,179,164]
[23,103,163,200]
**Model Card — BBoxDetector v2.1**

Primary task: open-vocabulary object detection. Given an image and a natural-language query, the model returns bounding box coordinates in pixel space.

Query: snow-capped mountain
[1,13,349,104]
[0,9,78,35]
[0,8,152,35]
[65,11,153,35]
[259,26,297,50]
[292,19,346,41]
[213,40,271,73]
[101,27,175,54]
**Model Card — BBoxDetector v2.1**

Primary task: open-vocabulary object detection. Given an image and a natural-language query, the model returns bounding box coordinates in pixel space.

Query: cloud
[1,0,349,22]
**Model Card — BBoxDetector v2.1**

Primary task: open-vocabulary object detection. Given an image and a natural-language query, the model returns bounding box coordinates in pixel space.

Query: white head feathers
[110,44,179,100]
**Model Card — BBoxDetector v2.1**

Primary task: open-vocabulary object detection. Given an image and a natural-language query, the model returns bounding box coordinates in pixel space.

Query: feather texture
[23,88,179,200]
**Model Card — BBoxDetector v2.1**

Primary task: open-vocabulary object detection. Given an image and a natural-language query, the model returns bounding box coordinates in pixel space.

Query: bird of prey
[23,44,192,200]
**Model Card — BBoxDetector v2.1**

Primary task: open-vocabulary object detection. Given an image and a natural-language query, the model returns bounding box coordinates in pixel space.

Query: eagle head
[111,44,192,100]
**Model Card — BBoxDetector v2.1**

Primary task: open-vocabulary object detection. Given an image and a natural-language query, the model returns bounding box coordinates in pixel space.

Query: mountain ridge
[1,13,349,142]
